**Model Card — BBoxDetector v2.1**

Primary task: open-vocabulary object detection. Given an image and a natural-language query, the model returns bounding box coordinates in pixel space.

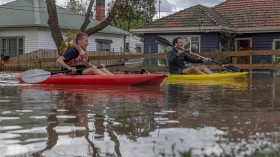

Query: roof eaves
[131,26,236,34]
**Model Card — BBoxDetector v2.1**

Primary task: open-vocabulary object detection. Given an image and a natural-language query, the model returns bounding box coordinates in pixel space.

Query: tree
[64,0,88,15]
[45,0,121,55]
[108,0,156,31]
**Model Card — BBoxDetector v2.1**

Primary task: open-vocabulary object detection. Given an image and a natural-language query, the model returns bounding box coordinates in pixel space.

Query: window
[275,40,280,50]
[273,39,280,62]
[136,43,142,53]
[0,37,24,57]
[158,35,201,54]
[96,39,112,52]
[157,35,200,66]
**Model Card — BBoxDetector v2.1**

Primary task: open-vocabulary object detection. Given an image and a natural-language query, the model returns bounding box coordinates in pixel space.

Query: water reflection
[2,85,164,156]
[1,73,280,156]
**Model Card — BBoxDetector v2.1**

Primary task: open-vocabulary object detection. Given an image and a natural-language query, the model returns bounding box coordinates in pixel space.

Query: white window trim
[0,37,24,56]
[273,39,280,61]
[158,35,201,53]
[157,35,201,66]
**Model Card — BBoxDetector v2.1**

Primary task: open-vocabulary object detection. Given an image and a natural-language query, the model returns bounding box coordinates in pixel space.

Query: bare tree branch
[85,0,121,36]
[45,0,63,53]
[80,0,95,32]
[46,0,121,55]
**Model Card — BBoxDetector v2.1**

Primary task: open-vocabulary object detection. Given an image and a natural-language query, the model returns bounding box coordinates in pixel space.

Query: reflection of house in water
[164,76,280,141]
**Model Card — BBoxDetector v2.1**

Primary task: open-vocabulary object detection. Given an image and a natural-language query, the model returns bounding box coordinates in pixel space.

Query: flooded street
[1,72,280,157]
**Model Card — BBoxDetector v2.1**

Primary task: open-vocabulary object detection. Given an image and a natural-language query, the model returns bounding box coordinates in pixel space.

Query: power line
[0,6,81,15]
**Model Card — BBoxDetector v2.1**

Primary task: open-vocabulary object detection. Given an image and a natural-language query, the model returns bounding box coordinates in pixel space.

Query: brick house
[131,0,280,64]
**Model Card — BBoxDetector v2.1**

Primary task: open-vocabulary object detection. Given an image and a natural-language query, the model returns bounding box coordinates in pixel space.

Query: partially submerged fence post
[0,58,3,71]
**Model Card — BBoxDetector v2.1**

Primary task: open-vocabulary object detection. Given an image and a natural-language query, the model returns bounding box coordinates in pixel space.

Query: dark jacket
[167,48,203,74]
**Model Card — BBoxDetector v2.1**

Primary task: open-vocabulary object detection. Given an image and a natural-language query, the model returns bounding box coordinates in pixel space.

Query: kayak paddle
[153,36,241,72]
[20,58,144,83]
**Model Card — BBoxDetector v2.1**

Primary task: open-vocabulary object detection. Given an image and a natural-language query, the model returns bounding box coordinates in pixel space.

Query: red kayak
[18,73,167,85]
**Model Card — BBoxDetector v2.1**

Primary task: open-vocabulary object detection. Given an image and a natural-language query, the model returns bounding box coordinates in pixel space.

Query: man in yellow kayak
[167,37,214,74]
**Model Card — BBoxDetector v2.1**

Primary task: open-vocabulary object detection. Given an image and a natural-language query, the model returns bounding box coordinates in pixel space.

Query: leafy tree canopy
[64,0,88,15]
[108,0,157,31]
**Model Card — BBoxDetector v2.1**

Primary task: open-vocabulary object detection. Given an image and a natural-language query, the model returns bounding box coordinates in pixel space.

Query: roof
[132,0,280,34]
[0,0,129,35]
[215,0,280,28]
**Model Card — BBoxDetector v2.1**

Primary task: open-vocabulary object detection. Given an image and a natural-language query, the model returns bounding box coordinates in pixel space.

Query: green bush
[215,56,230,64]
[273,58,280,64]
[260,60,269,64]
[158,47,169,66]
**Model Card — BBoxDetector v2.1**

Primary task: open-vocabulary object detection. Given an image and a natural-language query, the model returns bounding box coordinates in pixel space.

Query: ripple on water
[54,126,86,133]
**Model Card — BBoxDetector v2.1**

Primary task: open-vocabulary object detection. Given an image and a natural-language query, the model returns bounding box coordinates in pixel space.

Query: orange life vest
[64,43,88,67]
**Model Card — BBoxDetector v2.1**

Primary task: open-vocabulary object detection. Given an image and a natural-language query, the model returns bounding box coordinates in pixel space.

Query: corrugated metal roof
[0,0,129,35]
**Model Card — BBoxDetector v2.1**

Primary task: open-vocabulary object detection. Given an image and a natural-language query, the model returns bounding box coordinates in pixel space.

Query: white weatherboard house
[0,0,143,58]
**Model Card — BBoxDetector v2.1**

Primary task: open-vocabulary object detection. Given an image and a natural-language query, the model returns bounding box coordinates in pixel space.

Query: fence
[1,49,280,73]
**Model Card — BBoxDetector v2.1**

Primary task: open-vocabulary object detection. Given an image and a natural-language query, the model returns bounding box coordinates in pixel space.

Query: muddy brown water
[0,72,280,157]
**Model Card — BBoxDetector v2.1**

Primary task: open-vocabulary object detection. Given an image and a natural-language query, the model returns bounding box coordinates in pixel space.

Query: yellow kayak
[163,72,248,88]
[163,78,248,88]
[164,72,248,81]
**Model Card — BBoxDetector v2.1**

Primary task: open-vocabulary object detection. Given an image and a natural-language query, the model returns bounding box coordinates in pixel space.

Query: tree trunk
[46,0,121,55]
[46,0,63,55]
[80,0,95,32]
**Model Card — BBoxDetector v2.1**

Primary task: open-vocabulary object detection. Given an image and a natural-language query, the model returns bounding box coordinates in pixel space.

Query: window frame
[95,39,112,52]
[273,39,280,61]
[0,36,24,56]
[158,35,201,54]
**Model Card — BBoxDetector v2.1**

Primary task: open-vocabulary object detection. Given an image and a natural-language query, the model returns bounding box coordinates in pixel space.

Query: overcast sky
[0,0,226,19]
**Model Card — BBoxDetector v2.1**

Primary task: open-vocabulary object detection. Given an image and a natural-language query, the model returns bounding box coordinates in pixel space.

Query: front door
[236,39,252,64]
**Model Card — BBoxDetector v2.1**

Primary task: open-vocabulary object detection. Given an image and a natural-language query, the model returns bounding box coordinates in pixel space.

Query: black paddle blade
[224,65,242,72]
[153,36,173,47]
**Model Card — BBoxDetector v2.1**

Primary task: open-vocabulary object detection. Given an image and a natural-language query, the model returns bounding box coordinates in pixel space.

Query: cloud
[153,0,226,19]
[166,0,226,11]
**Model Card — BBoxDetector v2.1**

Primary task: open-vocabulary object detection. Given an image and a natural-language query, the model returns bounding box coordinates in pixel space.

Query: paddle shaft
[181,49,223,66]
[55,63,125,74]
[181,49,240,72]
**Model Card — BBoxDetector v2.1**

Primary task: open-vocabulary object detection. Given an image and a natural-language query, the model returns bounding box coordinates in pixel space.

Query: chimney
[96,0,105,21]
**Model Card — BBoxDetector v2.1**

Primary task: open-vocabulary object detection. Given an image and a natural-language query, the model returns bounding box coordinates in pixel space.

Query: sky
[0,0,226,19]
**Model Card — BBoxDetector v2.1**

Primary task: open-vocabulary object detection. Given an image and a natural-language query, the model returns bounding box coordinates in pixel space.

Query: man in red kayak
[56,32,113,75]
[167,37,214,74]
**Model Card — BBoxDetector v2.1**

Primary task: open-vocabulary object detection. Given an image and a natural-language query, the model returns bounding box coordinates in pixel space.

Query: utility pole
[158,0,161,19]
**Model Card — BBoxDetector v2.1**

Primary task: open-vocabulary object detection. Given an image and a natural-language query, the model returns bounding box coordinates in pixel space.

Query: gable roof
[132,0,280,34]
[214,0,280,28]
[0,0,129,35]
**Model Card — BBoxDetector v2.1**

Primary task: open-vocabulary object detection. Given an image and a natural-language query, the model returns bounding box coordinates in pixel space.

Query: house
[131,0,280,64]
[0,0,139,58]
[126,33,143,53]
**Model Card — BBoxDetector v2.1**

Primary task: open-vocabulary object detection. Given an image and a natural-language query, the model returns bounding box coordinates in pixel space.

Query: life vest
[64,43,88,67]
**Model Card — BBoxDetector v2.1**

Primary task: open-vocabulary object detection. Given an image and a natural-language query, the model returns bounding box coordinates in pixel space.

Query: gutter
[131,26,280,34]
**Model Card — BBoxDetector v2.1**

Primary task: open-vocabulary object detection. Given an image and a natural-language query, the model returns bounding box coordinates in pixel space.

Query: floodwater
[1,72,280,157]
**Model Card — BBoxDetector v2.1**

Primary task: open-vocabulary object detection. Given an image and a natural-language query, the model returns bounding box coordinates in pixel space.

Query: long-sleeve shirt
[167,48,203,73]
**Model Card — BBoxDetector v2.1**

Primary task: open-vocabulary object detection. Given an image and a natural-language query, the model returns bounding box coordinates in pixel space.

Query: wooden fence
[1,49,280,73]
